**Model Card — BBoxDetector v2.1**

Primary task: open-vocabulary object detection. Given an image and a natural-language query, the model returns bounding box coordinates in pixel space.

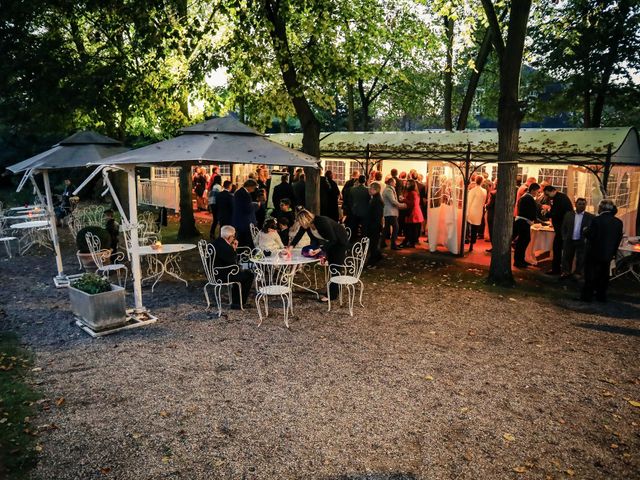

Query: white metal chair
[0,216,18,258]
[251,249,295,328]
[85,232,128,287]
[249,223,261,247]
[198,239,244,317]
[327,237,370,316]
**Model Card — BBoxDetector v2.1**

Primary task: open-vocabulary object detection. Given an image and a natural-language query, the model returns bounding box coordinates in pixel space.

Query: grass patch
[0,332,41,480]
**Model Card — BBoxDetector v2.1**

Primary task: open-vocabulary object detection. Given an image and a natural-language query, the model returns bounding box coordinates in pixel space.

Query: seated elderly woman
[212,225,254,309]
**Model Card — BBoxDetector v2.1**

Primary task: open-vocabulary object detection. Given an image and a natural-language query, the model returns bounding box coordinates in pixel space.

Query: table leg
[292,264,320,298]
[161,253,189,287]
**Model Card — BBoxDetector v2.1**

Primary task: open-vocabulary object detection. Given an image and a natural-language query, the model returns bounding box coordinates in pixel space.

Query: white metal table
[612,242,640,283]
[7,213,49,222]
[252,250,321,298]
[8,205,44,212]
[138,243,196,291]
[11,220,52,254]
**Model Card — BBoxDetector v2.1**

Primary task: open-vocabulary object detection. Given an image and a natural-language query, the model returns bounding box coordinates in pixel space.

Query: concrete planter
[69,284,126,332]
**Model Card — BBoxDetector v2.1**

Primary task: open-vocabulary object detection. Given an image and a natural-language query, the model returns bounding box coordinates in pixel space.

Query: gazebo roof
[7,131,128,173]
[89,115,318,168]
[269,127,640,165]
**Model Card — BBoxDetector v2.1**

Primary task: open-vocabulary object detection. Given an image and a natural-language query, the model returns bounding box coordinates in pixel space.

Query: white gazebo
[75,115,318,324]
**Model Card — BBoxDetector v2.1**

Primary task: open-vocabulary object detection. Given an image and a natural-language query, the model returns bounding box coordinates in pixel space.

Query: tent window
[538,168,567,192]
[614,173,630,209]
[154,167,181,179]
[325,160,346,184]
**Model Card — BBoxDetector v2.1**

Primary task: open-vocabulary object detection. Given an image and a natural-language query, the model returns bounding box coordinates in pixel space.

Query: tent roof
[269,127,640,165]
[89,116,318,168]
[7,131,128,173]
[179,116,261,135]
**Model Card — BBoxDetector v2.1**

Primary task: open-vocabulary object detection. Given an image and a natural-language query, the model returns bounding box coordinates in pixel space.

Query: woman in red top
[399,180,424,248]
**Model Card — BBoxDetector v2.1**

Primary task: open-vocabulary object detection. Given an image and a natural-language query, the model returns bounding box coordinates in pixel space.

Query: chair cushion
[329,275,358,285]
[100,264,127,272]
[258,285,291,296]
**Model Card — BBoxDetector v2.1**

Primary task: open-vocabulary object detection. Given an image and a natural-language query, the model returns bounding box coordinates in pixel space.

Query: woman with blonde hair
[291,208,349,301]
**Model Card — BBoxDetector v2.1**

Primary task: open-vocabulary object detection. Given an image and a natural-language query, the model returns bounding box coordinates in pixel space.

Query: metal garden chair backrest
[249,223,261,247]
[197,239,244,315]
[334,237,370,281]
[85,231,111,270]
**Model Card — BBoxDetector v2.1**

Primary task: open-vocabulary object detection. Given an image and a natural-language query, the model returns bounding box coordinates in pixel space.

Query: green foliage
[0,332,41,479]
[71,273,112,294]
[76,226,111,253]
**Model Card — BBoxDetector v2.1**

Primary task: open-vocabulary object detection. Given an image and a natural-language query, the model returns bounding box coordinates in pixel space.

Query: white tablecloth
[525,225,555,265]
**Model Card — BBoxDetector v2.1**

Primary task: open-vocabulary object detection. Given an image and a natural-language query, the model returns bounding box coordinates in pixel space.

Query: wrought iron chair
[327,237,370,316]
[249,223,261,248]
[0,216,18,258]
[251,249,295,328]
[198,240,244,317]
[85,232,128,287]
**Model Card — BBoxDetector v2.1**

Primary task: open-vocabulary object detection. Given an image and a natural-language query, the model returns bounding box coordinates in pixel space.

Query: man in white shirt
[560,198,594,279]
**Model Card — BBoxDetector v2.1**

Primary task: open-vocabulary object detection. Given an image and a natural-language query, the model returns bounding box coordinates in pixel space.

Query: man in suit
[560,197,594,279]
[347,175,370,239]
[292,173,306,208]
[320,170,340,221]
[212,226,254,309]
[341,170,359,222]
[272,173,295,214]
[232,179,258,248]
[364,182,384,266]
[580,199,623,302]
[513,183,541,268]
[211,180,234,240]
[542,185,574,275]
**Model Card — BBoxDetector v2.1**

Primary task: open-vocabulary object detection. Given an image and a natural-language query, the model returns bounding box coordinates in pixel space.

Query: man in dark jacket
[543,185,574,275]
[346,175,369,239]
[212,180,234,239]
[365,182,384,266]
[320,170,340,221]
[560,197,594,279]
[513,183,541,268]
[272,173,295,214]
[232,179,258,247]
[292,173,306,208]
[212,226,254,308]
[579,200,623,302]
[341,170,359,221]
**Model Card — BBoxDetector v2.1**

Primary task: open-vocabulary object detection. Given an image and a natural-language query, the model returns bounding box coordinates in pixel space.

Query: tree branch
[481,0,505,60]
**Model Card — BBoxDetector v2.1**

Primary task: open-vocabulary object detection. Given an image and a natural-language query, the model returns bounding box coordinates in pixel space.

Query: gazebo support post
[126,166,145,314]
[458,144,472,257]
[41,170,67,286]
[602,144,613,196]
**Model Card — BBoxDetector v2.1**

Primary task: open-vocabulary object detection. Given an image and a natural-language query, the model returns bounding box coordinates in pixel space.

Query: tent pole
[41,170,66,284]
[126,166,145,313]
[458,144,471,257]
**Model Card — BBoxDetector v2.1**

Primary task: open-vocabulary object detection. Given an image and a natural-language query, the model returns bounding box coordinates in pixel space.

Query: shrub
[76,226,111,253]
[71,273,112,294]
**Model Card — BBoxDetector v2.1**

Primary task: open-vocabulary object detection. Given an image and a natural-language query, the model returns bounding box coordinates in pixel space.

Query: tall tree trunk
[591,0,631,127]
[443,16,455,131]
[347,83,355,131]
[484,0,533,286]
[177,165,200,239]
[279,116,288,132]
[583,89,592,127]
[457,27,493,130]
[238,96,245,123]
[357,79,371,131]
[264,1,321,213]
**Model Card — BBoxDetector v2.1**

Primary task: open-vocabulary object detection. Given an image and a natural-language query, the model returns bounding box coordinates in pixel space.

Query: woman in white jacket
[382,177,406,250]
[466,176,487,252]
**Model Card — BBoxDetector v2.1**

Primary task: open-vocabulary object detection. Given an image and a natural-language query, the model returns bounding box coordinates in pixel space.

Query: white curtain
[427,161,463,254]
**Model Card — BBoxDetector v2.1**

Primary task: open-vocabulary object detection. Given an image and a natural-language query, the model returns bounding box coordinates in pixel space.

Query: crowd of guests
[512,176,623,302]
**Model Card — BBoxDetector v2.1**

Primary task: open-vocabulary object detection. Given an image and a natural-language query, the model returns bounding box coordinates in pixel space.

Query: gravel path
[1,238,639,480]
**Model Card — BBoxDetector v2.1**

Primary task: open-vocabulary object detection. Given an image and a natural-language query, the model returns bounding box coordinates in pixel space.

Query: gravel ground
[1,234,639,480]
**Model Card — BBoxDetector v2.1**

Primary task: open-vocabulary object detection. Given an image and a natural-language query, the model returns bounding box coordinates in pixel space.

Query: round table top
[11,220,50,229]
[8,213,48,221]
[138,243,197,255]
[619,243,640,253]
[8,205,43,211]
[531,224,555,233]
[251,249,321,266]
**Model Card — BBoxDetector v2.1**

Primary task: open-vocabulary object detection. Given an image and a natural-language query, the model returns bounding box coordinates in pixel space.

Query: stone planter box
[69,283,126,332]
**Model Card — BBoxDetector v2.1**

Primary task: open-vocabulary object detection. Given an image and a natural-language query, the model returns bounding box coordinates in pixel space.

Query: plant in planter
[76,226,112,272]
[69,273,126,332]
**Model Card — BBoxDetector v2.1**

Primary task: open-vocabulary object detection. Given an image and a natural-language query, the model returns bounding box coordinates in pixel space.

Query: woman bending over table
[291,208,349,301]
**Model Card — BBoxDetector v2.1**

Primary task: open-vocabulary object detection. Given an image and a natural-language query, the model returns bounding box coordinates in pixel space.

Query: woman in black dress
[291,208,349,301]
